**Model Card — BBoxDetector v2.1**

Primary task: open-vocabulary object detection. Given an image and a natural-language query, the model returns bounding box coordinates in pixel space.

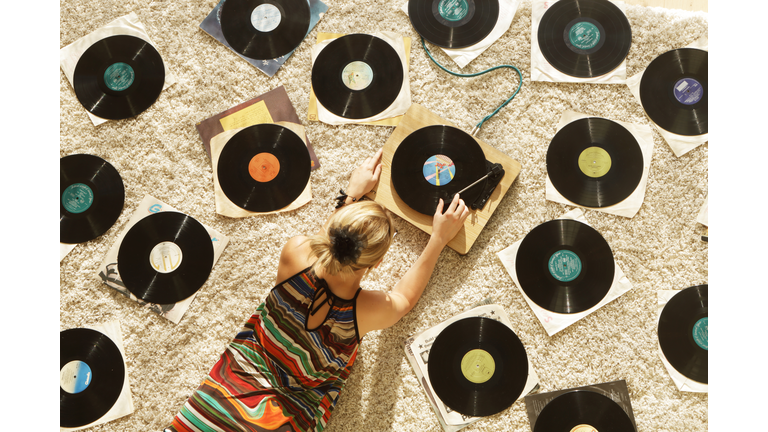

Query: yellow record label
[570,424,598,432]
[460,349,495,384]
[578,146,611,178]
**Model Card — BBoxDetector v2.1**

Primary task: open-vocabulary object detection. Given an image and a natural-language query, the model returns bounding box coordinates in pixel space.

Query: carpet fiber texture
[60,0,708,430]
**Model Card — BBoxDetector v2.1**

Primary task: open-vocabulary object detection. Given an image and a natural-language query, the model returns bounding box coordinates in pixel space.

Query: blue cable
[419,37,523,136]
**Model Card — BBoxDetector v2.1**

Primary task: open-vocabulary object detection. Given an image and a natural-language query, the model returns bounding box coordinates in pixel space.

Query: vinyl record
[408,0,500,49]
[428,317,529,417]
[117,211,214,304]
[639,48,708,136]
[658,284,708,383]
[537,0,631,78]
[73,34,165,120]
[546,117,644,208]
[311,33,404,119]
[60,328,126,428]
[515,219,615,314]
[220,0,311,60]
[532,390,636,432]
[61,154,125,244]
[217,123,311,212]
[391,125,487,215]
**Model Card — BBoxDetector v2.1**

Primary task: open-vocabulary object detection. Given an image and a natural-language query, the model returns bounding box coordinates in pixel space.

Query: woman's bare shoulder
[276,235,313,282]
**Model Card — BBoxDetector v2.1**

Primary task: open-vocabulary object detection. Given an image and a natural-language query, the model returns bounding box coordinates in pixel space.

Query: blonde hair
[309,200,394,278]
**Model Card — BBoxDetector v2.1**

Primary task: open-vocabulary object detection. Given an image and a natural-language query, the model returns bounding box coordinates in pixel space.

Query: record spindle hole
[249,153,281,182]
[548,249,582,282]
[62,183,95,214]
[672,77,704,106]
[460,348,495,384]
[578,146,611,178]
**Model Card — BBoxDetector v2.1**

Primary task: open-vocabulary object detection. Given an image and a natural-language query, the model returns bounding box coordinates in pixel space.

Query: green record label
[569,21,601,51]
[438,0,469,21]
[692,317,708,350]
[548,250,582,282]
[103,62,135,91]
[62,183,94,214]
[578,146,612,178]
[460,348,495,384]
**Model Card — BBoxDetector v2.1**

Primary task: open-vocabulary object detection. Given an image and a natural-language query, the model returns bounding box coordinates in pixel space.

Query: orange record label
[249,153,280,182]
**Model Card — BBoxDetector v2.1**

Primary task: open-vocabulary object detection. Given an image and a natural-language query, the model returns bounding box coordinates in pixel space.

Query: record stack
[59,12,174,125]
[96,195,230,324]
[531,0,632,83]
[497,208,633,335]
[309,32,412,125]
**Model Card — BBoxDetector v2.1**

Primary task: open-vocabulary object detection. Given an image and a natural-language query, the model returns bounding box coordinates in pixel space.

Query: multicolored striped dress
[167,267,361,432]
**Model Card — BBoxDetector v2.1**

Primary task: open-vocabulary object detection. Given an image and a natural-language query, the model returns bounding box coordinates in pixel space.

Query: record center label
[60,360,92,394]
[251,4,281,33]
[249,153,280,182]
[150,241,183,274]
[62,183,94,214]
[568,22,601,51]
[692,317,708,350]
[341,61,374,91]
[103,62,135,92]
[673,78,704,105]
[548,250,582,282]
[423,155,455,186]
[570,425,598,432]
[460,348,495,384]
[578,146,612,178]
[438,0,470,21]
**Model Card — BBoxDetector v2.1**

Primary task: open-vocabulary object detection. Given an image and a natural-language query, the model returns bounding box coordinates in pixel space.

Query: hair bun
[329,226,367,266]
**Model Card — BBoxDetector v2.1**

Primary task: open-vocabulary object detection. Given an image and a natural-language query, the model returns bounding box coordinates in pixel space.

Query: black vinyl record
[532,390,636,432]
[73,34,165,120]
[658,284,708,383]
[408,0,500,49]
[220,0,311,60]
[217,123,311,212]
[61,154,125,244]
[391,125,487,215]
[546,117,644,208]
[60,328,125,428]
[515,219,615,314]
[639,48,708,136]
[537,0,631,78]
[428,317,529,417]
[117,211,214,304]
[311,34,404,119]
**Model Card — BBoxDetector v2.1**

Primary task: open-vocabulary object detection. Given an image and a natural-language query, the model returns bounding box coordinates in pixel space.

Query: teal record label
[438,0,469,21]
[251,4,281,32]
[548,250,582,282]
[60,360,93,394]
[692,317,708,350]
[62,183,94,214]
[569,21,601,50]
[103,62,135,91]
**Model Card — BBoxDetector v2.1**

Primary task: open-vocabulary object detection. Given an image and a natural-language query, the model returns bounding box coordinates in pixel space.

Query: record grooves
[533,390,636,432]
[428,317,528,417]
[546,117,643,208]
[658,284,708,383]
[311,34,404,119]
[408,0,500,49]
[537,0,631,78]
[217,123,311,212]
[639,48,708,136]
[391,125,487,215]
[117,211,214,305]
[61,328,125,428]
[73,34,165,120]
[220,0,311,60]
[61,154,125,244]
[515,219,614,314]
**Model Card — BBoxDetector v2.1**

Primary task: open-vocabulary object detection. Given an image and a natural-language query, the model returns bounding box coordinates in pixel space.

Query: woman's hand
[431,193,470,247]
[346,148,383,198]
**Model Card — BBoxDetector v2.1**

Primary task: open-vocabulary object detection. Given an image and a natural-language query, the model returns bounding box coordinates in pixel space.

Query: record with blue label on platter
[73,34,165,120]
[60,328,125,428]
[515,218,615,314]
[658,284,708,383]
[639,48,708,136]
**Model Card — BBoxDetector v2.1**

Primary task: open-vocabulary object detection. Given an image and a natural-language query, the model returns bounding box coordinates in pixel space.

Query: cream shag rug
[59,0,708,431]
